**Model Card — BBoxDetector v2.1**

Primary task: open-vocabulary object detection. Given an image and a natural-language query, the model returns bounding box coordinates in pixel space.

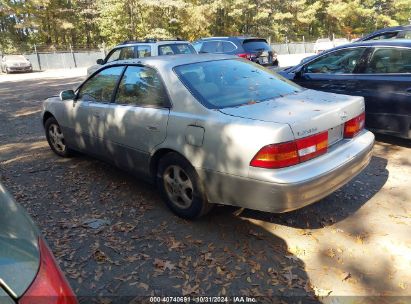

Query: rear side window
[201,41,219,53]
[365,47,411,74]
[115,66,169,107]
[119,47,135,60]
[174,59,301,109]
[242,39,271,52]
[137,45,151,58]
[78,66,124,103]
[158,44,196,55]
[192,41,203,52]
[222,41,236,52]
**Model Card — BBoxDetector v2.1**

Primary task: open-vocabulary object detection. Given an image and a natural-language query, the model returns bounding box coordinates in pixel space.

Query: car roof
[105,54,236,70]
[113,40,192,49]
[342,39,411,48]
[198,36,266,41]
[368,24,411,34]
[360,25,411,40]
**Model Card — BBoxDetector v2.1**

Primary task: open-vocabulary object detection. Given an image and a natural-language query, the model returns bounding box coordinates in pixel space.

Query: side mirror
[96,59,104,65]
[294,66,305,79]
[59,90,75,101]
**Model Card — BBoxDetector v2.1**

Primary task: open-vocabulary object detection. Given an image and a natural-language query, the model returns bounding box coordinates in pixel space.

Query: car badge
[339,111,348,121]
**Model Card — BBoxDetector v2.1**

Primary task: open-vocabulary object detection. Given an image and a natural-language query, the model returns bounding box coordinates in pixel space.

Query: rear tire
[157,153,213,219]
[44,117,71,157]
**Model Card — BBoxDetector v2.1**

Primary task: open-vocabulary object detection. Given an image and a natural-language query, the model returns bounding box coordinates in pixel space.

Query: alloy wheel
[48,123,66,153]
[163,165,194,209]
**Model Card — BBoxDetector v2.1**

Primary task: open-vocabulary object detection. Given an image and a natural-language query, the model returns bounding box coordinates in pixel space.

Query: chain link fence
[271,42,315,55]
[1,42,316,71]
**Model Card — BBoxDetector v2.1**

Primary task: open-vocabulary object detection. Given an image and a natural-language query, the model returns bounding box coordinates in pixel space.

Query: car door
[293,47,368,94]
[354,46,411,137]
[105,65,170,175]
[70,65,125,157]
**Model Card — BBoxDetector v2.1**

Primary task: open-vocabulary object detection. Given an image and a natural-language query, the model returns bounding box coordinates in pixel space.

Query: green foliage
[0,0,410,53]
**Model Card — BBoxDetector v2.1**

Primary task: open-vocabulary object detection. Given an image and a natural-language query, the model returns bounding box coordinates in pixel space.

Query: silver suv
[87,39,196,75]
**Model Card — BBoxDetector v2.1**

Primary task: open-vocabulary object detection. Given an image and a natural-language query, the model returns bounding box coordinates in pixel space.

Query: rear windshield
[158,44,196,55]
[174,59,301,109]
[242,39,271,52]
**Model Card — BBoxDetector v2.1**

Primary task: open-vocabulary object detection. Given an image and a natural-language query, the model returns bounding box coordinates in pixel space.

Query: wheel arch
[42,111,55,126]
[149,148,193,182]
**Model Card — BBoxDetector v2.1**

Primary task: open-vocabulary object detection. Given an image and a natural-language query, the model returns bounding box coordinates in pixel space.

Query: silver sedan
[42,54,374,219]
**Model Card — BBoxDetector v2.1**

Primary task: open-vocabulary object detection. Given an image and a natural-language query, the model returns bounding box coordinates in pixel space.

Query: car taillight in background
[19,238,77,304]
[237,53,253,60]
[250,131,328,169]
[344,112,365,138]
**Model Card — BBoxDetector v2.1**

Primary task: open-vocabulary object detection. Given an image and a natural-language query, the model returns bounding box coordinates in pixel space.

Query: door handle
[406,88,411,93]
[146,125,159,131]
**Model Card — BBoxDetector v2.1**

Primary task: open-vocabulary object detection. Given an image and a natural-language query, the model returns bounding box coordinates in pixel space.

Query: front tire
[45,117,71,157]
[157,153,213,219]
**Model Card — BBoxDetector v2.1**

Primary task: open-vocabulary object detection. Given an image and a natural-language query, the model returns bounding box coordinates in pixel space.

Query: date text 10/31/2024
[149,296,257,303]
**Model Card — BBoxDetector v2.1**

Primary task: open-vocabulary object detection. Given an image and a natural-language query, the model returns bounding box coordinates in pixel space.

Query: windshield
[174,59,301,109]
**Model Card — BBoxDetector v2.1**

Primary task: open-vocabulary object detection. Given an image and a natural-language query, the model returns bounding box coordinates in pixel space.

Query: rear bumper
[198,130,375,213]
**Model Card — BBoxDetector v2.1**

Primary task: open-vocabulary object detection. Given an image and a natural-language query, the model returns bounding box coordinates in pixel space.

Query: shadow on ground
[0,76,321,301]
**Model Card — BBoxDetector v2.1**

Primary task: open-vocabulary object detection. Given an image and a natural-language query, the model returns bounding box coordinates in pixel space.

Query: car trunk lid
[219,89,365,140]
[0,183,40,299]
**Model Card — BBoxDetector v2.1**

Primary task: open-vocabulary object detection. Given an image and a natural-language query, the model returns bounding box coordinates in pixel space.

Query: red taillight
[296,131,328,162]
[237,53,253,60]
[250,131,328,169]
[344,112,365,138]
[250,141,299,169]
[19,238,77,304]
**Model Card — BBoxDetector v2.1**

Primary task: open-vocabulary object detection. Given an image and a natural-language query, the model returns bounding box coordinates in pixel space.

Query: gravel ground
[0,70,410,303]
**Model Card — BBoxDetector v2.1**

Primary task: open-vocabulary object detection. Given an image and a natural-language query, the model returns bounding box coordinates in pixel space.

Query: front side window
[105,49,121,63]
[115,66,169,107]
[397,30,411,39]
[365,47,411,74]
[304,47,366,74]
[174,59,301,109]
[77,66,124,102]
[369,32,399,40]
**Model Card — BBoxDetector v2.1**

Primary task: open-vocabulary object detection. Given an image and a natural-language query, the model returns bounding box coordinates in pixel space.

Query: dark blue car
[278,40,411,139]
[192,36,279,66]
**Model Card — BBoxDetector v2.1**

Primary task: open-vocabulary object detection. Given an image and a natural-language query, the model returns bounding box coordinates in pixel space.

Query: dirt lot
[0,70,410,303]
